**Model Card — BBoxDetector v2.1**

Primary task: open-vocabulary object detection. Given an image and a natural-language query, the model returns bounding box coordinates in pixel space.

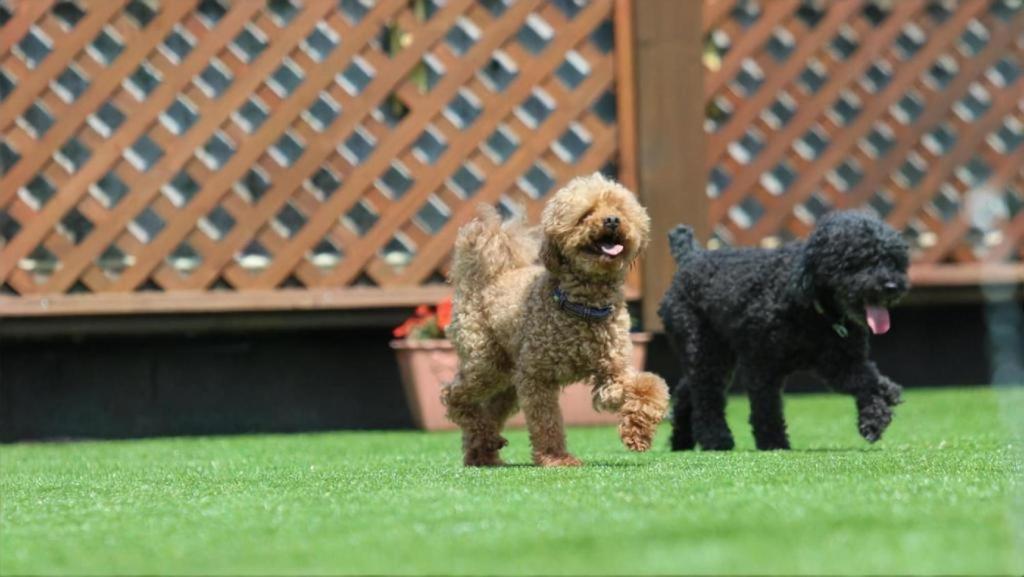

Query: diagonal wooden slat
[1,0,641,310]
[709,0,955,229]
[100,0,407,292]
[838,13,1024,210]
[706,0,898,169]
[728,0,997,244]
[399,63,617,284]
[918,144,1024,265]
[379,123,620,287]
[1,7,248,282]
[988,203,1024,263]
[702,0,734,33]
[0,0,126,130]
[339,79,612,286]
[759,19,1024,247]
[108,0,471,292]
[277,0,614,289]
[221,0,525,289]
[0,1,264,282]
[12,2,327,293]
[168,0,534,291]
[704,0,799,99]
[0,0,54,54]
[888,85,1024,229]
[0,0,197,202]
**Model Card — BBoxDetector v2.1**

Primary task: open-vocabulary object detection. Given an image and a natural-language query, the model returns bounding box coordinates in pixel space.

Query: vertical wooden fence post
[634,0,706,331]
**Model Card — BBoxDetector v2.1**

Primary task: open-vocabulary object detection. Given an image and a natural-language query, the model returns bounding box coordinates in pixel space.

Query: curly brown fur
[444,173,669,467]
[618,372,671,452]
[659,211,910,451]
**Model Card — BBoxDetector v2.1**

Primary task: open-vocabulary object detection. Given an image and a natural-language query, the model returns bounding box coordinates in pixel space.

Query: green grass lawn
[2,387,1022,576]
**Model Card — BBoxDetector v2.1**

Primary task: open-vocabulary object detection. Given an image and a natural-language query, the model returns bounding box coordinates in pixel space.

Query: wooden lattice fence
[0,0,637,315]
[3,0,1021,319]
[703,0,1023,285]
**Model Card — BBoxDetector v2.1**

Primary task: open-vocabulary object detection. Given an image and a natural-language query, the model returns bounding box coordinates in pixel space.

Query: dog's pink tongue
[865,305,891,335]
[600,243,624,256]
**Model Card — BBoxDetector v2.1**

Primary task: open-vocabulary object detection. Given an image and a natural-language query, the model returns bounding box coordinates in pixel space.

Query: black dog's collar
[553,287,614,321]
[814,299,849,338]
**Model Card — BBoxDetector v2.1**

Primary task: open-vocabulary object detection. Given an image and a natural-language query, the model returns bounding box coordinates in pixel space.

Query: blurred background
[0,0,1021,441]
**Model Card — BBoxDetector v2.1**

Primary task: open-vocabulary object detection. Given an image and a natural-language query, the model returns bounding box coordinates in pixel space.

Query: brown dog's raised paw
[619,415,655,452]
[617,372,669,452]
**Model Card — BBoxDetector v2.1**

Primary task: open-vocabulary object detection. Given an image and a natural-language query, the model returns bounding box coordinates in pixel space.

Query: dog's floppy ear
[540,237,562,273]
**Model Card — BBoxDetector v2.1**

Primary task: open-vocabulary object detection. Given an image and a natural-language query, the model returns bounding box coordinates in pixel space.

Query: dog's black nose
[603,216,620,230]
[883,281,900,294]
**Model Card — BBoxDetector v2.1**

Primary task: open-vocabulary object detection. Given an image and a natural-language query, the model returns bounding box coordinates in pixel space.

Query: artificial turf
[1,386,1021,575]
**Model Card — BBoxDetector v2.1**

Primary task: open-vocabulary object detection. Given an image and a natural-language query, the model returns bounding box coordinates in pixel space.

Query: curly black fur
[658,211,910,451]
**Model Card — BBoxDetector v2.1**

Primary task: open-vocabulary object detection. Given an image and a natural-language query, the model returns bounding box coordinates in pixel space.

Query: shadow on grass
[659,446,884,455]
[582,461,647,468]
[792,446,884,453]
[466,461,647,469]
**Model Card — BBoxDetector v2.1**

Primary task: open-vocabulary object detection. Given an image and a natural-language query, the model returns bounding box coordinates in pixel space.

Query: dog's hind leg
[747,387,789,450]
[664,328,697,450]
[669,380,695,451]
[482,385,518,437]
[443,365,511,467]
[690,364,735,451]
[735,363,789,450]
[679,321,735,451]
[664,304,734,451]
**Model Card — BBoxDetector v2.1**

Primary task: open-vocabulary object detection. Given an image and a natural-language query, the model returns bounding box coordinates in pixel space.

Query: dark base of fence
[1,299,1021,442]
[0,326,416,442]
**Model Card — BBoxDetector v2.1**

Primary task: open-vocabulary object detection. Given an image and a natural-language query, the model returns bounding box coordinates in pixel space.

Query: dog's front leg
[515,371,581,467]
[732,362,789,450]
[593,368,669,453]
[828,360,903,443]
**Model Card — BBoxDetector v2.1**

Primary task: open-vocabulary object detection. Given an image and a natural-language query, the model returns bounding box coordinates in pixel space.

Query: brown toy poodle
[442,173,669,467]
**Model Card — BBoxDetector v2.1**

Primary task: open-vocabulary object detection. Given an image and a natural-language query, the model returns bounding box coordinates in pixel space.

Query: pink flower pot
[390,333,652,431]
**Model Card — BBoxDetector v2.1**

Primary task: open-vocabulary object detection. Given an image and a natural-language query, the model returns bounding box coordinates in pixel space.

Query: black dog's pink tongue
[600,242,624,256]
[865,305,890,335]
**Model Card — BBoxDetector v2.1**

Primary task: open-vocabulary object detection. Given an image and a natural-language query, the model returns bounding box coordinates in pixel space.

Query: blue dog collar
[553,287,614,321]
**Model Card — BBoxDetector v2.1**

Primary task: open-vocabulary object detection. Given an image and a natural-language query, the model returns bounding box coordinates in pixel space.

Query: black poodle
[658,211,910,451]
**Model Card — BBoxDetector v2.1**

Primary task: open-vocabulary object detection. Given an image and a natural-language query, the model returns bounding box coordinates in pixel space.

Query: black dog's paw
[698,435,735,451]
[669,430,696,451]
[857,398,893,443]
[755,437,791,451]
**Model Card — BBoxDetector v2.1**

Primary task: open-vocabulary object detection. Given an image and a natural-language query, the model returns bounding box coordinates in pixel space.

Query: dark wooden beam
[634,0,707,331]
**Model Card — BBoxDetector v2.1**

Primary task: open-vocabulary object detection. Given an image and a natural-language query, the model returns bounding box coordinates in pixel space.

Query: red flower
[393,317,420,338]
[436,298,453,331]
[393,297,453,340]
